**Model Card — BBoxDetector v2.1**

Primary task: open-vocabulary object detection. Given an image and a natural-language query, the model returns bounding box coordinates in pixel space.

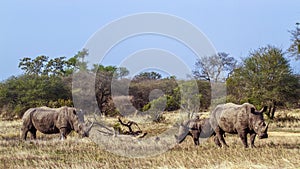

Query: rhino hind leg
[21,128,29,140]
[213,136,221,147]
[29,128,37,139]
[21,124,37,140]
[215,127,228,148]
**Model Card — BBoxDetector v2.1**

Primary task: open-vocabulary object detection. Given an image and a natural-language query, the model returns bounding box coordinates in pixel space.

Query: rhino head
[175,117,202,145]
[68,108,93,138]
[78,121,94,137]
[250,106,269,139]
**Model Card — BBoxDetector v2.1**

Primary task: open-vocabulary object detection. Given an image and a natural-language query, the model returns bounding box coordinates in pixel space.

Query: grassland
[1,110,300,169]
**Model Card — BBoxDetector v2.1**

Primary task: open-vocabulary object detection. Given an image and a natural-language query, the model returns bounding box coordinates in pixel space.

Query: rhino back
[211,103,250,133]
[31,108,60,134]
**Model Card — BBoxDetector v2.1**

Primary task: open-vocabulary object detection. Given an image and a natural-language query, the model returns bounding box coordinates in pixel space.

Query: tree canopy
[0,49,88,119]
[227,45,300,118]
[288,23,300,60]
[193,52,237,82]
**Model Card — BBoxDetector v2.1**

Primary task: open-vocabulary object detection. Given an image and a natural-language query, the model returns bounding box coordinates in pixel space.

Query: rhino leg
[59,128,68,140]
[238,131,248,148]
[193,137,199,145]
[21,125,37,140]
[215,127,228,147]
[191,130,200,146]
[21,128,29,140]
[213,136,221,147]
[250,133,256,148]
[177,135,187,144]
[176,125,189,144]
[29,128,37,139]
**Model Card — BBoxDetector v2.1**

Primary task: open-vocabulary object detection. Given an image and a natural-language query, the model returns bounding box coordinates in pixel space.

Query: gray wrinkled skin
[210,103,269,148]
[21,106,92,140]
[176,117,214,145]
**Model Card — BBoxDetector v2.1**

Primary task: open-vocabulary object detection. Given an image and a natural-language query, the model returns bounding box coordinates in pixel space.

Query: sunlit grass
[1,110,300,168]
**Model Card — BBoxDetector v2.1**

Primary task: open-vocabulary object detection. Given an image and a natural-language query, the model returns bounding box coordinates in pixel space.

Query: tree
[133,71,162,81]
[18,49,89,77]
[227,46,300,119]
[174,81,202,118]
[193,52,237,82]
[95,70,114,116]
[288,23,300,60]
[116,67,129,79]
[92,64,117,75]
[45,56,68,76]
[93,65,120,116]
[73,48,89,71]
[2,50,91,118]
[19,55,49,75]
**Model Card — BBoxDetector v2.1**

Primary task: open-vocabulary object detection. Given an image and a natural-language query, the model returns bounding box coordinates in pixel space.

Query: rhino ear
[250,107,256,114]
[72,109,77,115]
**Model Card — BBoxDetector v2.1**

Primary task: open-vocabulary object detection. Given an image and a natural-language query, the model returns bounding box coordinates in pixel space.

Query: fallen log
[118,117,147,138]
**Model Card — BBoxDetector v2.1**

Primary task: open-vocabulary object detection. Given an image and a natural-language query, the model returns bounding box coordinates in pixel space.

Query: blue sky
[0,0,299,81]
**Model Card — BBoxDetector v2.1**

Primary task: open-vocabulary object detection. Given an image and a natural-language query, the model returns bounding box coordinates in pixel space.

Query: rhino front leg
[238,131,248,148]
[191,130,200,146]
[176,134,187,144]
[250,133,256,148]
[59,128,68,140]
[193,137,199,145]
[176,125,189,144]
[193,135,199,145]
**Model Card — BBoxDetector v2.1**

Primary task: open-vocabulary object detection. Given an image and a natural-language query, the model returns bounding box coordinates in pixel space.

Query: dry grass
[1,110,300,169]
[273,109,300,129]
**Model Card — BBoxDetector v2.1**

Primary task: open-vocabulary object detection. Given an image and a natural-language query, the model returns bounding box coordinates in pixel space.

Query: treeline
[1,42,300,119]
[88,67,212,117]
[0,49,209,119]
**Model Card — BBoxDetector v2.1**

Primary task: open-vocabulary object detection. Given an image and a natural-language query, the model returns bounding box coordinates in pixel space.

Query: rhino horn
[86,121,94,133]
[263,123,269,132]
[260,106,268,113]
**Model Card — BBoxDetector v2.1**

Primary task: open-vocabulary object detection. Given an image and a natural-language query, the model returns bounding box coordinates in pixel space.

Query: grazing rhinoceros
[210,103,269,148]
[176,115,214,145]
[21,106,93,140]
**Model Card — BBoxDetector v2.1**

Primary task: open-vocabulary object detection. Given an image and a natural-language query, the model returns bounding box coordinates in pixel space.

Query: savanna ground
[1,110,300,169]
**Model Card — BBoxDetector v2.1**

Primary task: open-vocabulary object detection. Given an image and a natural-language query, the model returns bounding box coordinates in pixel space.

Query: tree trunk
[267,101,276,120]
[266,106,271,118]
[270,102,276,119]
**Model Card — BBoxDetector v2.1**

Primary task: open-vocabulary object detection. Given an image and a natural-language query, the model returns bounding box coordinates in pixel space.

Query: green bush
[0,75,72,118]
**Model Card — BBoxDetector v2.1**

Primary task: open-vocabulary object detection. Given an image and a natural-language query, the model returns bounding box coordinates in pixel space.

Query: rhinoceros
[21,106,93,140]
[210,103,269,148]
[176,115,214,145]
